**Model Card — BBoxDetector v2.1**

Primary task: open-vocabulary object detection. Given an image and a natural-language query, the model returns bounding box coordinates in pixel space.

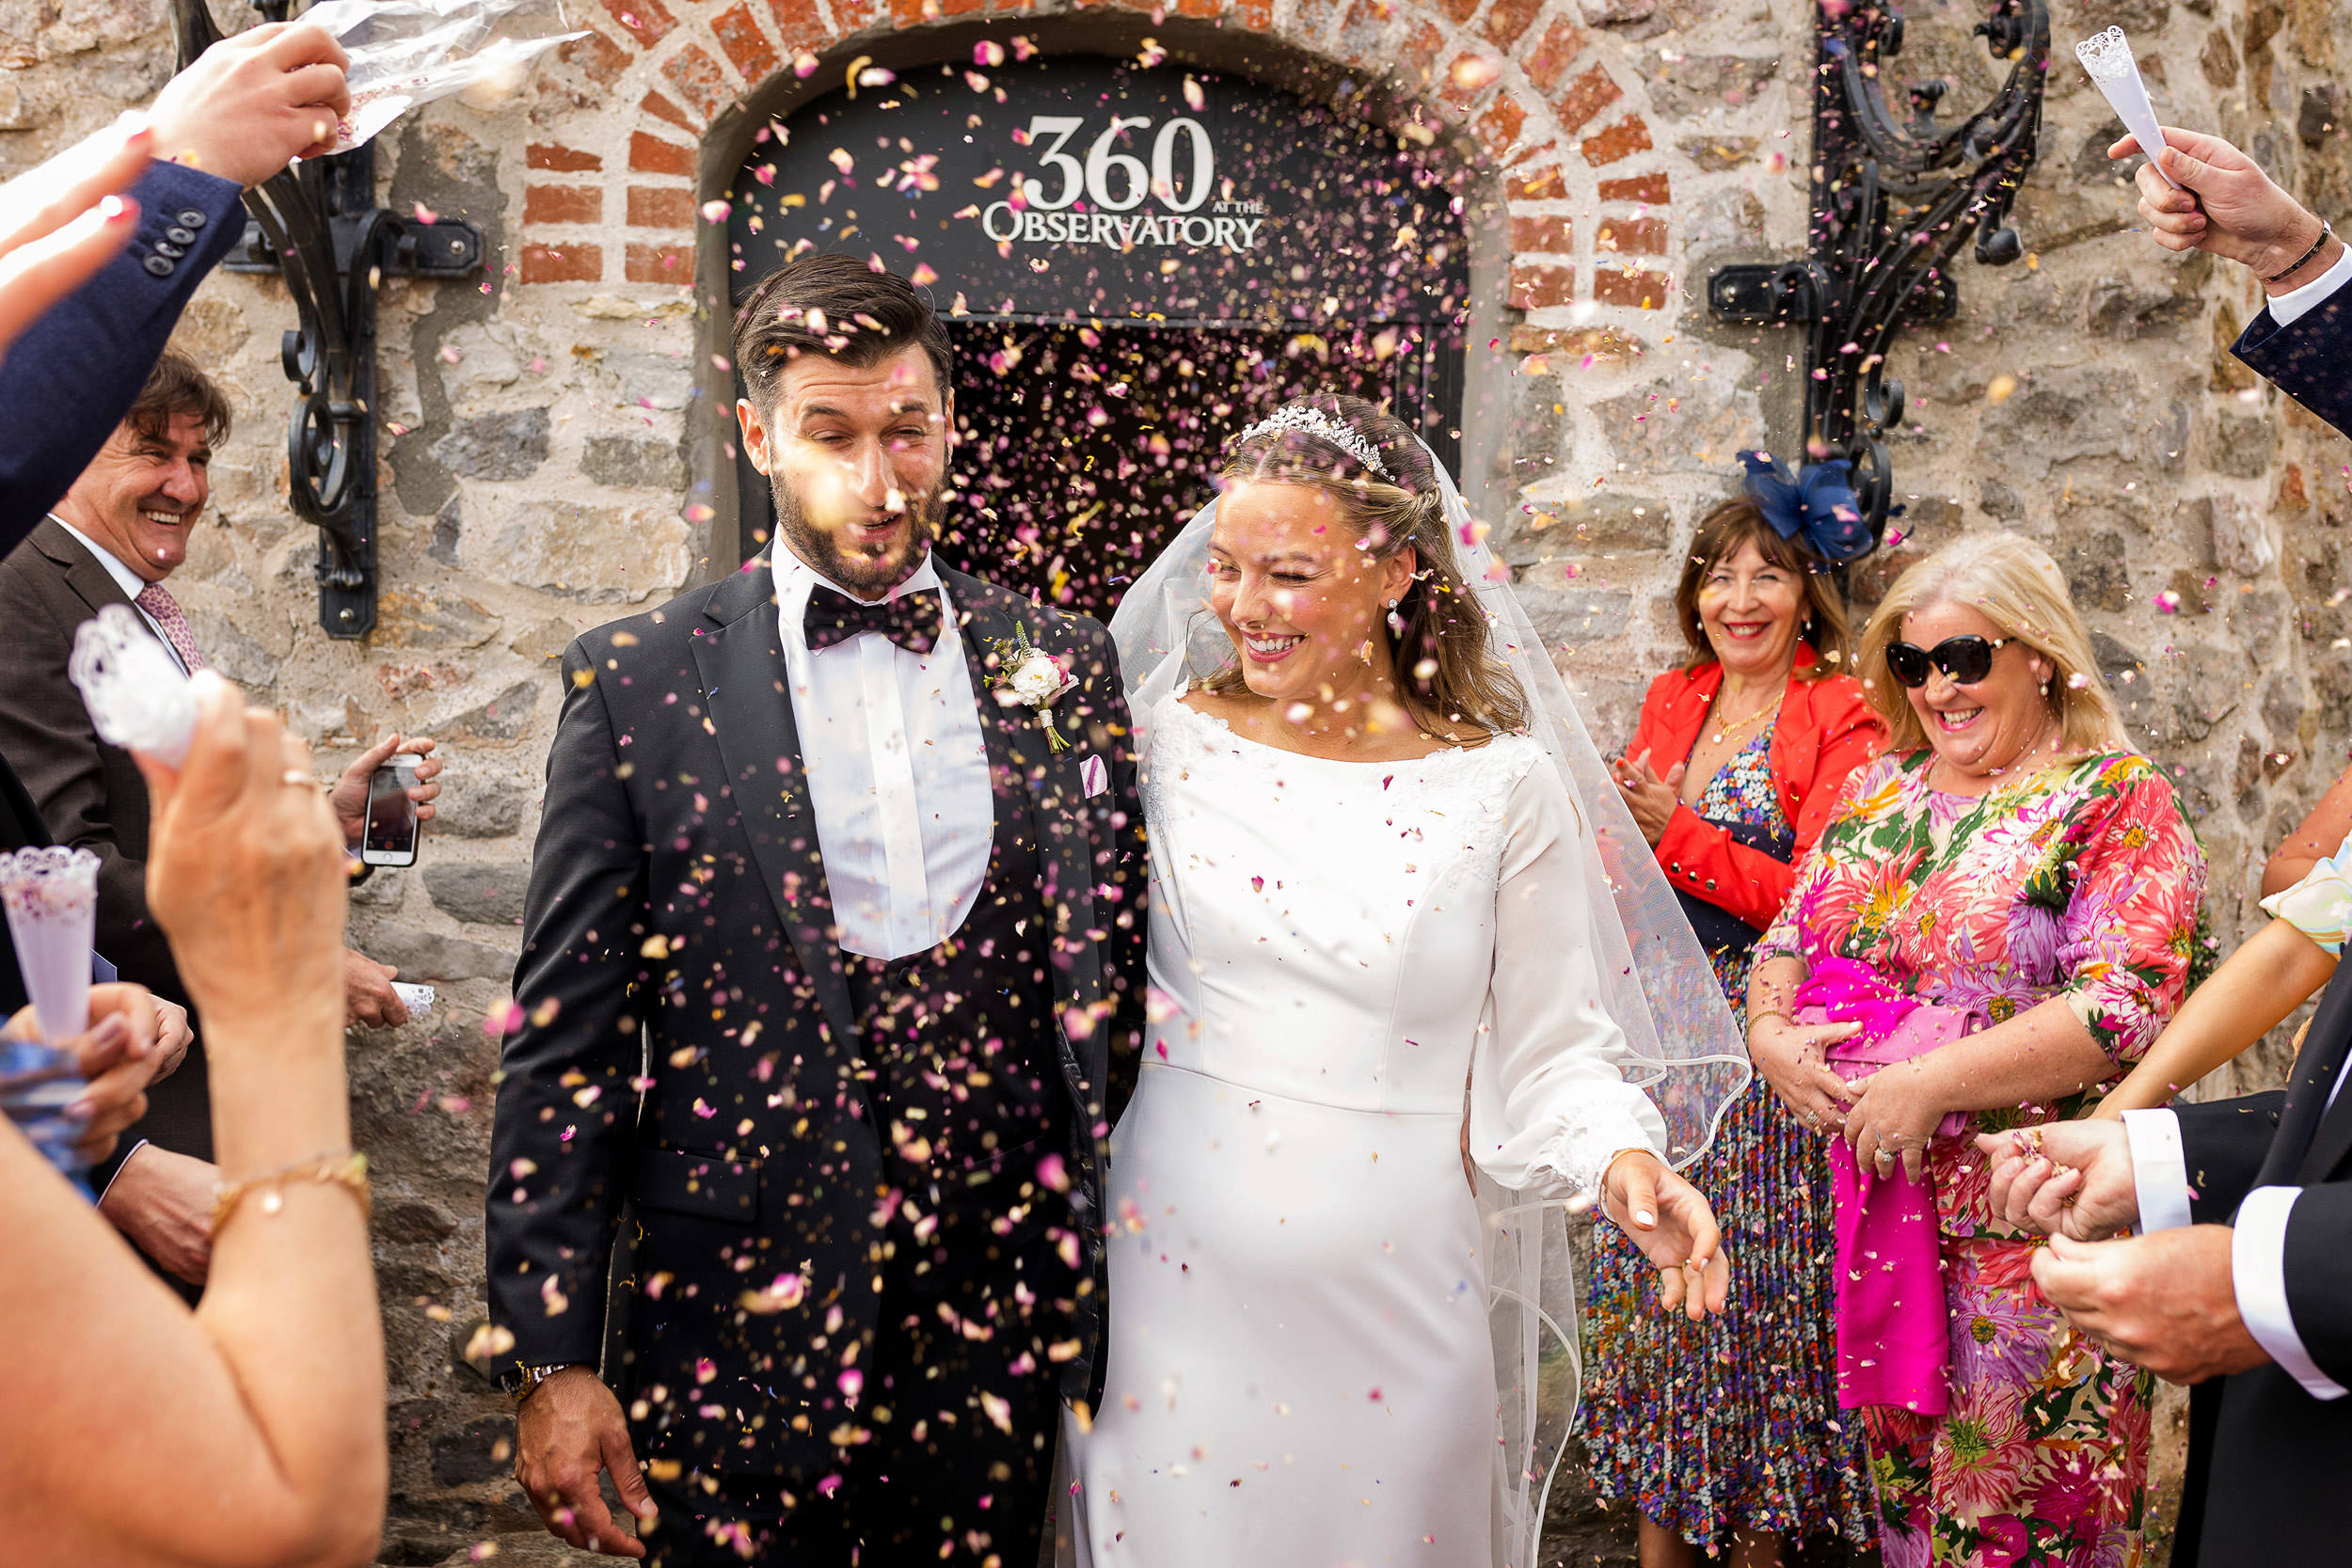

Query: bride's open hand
[1601,1149,1731,1321]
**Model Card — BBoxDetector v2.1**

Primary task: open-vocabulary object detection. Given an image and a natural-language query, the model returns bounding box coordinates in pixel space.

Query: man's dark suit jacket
[2165,961,2352,1567]
[2234,280,2350,437]
[485,554,1146,1478]
[0,517,206,1164]
[0,161,244,555]
[2162,286,2352,1567]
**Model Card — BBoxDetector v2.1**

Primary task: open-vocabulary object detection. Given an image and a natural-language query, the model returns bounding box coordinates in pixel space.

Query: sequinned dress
[1581,721,1878,1551]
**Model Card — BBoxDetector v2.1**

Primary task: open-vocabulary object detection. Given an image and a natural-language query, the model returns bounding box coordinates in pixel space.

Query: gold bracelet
[1748,1009,1794,1035]
[210,1150,371,1233]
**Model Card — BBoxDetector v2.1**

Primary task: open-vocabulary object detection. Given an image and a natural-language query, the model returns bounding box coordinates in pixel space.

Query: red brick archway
[513,0,1677,325]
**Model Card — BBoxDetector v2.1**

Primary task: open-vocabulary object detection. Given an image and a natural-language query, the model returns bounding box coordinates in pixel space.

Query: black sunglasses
[1884,635,2012,689]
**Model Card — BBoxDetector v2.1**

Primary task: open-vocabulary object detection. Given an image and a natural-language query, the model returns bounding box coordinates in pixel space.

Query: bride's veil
[1107,418,1752,1566]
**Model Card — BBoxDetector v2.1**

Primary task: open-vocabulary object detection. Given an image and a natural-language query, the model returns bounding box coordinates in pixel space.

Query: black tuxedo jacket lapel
[946,570,1104,1034]
[2259,957,2352,1187]
[691,560,860,1051]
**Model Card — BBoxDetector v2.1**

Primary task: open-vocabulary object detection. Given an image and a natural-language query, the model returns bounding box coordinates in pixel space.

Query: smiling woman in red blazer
[1581,473,1885,1568]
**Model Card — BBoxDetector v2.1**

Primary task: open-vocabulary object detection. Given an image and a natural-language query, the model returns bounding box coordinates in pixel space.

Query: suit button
[143,254,173,276]
[165,226,196,246]
[177,208,207,228]
[155,241,184,260]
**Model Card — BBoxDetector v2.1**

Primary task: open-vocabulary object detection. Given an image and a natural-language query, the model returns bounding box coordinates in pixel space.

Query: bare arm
[2095,920,2336,1118]
[1842,998,2121,1179]
[1743,952,1861,1132]
[1,673,383,1568]
[2265,764,2352,896]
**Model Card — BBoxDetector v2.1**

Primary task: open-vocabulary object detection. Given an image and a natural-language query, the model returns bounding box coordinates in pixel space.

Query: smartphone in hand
[362,757,421,867]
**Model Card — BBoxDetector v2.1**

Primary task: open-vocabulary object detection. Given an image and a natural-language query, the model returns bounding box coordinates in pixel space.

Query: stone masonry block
[425,863,533,927]
[433,409,551,481]
[583,434,688,489]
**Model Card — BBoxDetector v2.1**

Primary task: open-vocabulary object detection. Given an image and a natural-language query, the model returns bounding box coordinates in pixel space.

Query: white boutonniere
[989,624,1076,753]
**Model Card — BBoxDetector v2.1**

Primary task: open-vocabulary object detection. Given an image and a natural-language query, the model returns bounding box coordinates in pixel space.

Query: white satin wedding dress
[1066,693,1672,1568]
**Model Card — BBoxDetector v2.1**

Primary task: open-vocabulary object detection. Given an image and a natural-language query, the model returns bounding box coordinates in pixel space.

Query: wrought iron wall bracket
[218,213,485,278]
[1708,0,2047,548]
[173,0,485,640]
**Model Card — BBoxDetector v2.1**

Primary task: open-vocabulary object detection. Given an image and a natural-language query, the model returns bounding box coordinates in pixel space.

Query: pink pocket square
[1080,754,1108,797]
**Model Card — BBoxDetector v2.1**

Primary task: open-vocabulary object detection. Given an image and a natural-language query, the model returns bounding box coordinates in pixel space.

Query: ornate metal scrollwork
[1709,0,2048,546]
[171,0,485,638]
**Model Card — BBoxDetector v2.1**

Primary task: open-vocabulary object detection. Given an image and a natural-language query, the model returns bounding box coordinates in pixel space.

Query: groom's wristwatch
[502,1362,585,1403]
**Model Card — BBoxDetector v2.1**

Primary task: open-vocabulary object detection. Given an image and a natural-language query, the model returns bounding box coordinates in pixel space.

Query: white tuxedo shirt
[771,547,993,960]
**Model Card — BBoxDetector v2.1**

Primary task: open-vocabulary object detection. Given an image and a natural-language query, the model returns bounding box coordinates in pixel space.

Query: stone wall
[2,0,2348,1560]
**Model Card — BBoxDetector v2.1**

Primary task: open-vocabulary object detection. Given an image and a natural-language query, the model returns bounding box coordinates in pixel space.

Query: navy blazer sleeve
[0,161,243,554]
[2235,283,2352,440]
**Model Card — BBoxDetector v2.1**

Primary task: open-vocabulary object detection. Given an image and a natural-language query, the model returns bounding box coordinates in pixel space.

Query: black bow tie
[803,583,943,656]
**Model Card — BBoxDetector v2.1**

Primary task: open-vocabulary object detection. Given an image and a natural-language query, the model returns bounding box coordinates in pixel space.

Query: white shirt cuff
[2232,1185,2350,1401]
[2266,239,2352,327]
[2122,1107,2193,1232]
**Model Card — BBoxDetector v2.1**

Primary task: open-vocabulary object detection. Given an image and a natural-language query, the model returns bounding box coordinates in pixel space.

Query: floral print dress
[1756,748,2205,1568]
[1582,723,1877,1551]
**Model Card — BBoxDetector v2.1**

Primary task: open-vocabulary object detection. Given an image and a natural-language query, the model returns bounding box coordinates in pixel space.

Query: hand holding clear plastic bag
[299,0,584,151]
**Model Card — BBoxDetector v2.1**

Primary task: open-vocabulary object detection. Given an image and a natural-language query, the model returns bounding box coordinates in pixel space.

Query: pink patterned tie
[133,582,207,674]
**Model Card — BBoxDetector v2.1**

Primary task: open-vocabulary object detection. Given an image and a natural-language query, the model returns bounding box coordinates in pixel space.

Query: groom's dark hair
[732,253,955,413]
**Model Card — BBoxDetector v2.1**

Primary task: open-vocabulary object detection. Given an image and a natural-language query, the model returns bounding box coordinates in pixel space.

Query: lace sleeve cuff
[1502,1087,1668,1202]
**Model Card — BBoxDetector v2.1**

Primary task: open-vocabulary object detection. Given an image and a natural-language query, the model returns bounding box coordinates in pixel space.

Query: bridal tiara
[1232,406,1392,480]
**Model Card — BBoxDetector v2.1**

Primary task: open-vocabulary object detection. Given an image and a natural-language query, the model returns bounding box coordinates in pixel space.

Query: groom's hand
[515,1366,658,1557]
[1601,1149,1732,1321]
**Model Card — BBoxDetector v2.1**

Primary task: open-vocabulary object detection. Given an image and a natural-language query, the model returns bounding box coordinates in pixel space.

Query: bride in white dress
[1068,397,1752,1568]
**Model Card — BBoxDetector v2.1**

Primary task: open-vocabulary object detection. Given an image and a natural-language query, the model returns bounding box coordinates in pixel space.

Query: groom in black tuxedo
[485,254,1145,1564]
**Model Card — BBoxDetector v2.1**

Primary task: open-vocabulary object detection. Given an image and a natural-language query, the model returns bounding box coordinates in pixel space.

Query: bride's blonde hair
[1201,393,1528,736]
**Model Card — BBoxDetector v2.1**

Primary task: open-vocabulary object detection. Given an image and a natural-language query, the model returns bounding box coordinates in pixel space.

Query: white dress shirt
[771,547,993,960]
[51,515,188,676]
[2265,239,2352,327]
[2123,1072,2349,1401]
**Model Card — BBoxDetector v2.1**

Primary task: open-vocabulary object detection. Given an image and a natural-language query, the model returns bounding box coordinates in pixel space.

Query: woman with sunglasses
[1594,464,1883,1566]
[1746,532,2204,1566]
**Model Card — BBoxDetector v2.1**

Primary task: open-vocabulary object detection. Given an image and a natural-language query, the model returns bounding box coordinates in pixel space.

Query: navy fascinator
[1737,451,1877,566]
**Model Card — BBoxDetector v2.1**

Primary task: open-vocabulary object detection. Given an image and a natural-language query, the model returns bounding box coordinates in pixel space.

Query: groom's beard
[771,471,950,600]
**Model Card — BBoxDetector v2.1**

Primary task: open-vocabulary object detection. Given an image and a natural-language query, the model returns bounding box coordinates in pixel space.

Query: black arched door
[725,55,1467,619]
